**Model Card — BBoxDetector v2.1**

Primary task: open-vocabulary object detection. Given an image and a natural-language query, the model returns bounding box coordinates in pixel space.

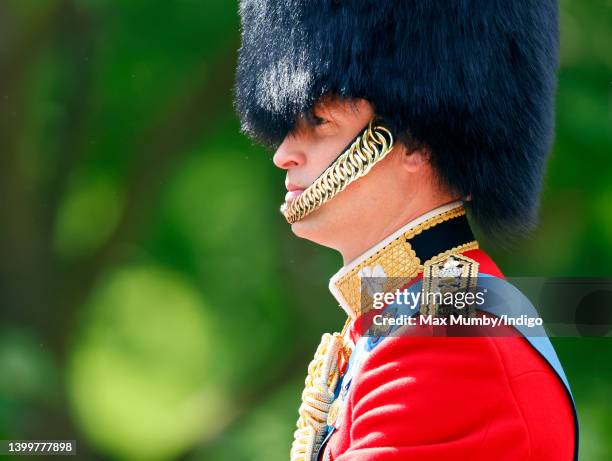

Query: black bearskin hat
[234,1,559,234]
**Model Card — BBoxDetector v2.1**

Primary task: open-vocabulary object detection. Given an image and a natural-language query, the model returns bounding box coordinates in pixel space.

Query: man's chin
[289,214,316,239]
[288,207,342,249]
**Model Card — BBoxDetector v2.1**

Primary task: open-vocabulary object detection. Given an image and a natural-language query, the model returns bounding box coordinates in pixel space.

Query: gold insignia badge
[420,254,479,317]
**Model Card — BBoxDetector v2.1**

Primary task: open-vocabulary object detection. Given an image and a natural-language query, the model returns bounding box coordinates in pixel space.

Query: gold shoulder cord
[281,121,394,224]
[290,318,352,461]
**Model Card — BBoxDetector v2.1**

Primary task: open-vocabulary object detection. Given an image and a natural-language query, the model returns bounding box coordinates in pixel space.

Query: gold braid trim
[404,206,467,240]
[281,121,394,224]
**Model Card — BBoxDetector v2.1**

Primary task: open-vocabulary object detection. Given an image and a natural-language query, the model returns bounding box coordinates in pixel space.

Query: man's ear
[399,145,430,173]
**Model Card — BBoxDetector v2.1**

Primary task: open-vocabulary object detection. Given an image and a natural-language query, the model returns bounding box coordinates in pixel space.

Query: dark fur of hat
[235,0,559,234]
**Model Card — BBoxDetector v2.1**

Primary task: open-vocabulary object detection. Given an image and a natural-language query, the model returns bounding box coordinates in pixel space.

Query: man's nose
[273,137,306,170]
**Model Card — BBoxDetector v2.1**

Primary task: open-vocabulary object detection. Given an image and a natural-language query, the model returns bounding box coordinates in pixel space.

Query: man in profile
[234,1,578,460]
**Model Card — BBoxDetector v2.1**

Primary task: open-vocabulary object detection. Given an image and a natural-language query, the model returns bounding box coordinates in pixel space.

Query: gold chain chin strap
[281,121,395,224]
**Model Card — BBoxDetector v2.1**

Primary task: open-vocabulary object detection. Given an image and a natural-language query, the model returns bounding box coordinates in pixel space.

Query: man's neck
[340,198,463,265]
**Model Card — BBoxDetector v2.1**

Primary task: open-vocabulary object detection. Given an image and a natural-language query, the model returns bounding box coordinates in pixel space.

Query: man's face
[273,97,408,249]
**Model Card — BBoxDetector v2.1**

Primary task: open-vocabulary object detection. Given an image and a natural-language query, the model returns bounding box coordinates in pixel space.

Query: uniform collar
[329,201,478,319]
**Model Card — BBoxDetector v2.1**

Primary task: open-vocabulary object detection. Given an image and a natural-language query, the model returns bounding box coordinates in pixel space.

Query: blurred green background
[0,1,610,460]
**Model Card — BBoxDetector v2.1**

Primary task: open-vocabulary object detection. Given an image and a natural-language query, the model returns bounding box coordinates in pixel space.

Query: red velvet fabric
[322,249,575,460]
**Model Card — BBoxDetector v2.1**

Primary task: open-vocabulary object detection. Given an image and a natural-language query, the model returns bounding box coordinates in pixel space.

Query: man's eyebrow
[302,108,332,127]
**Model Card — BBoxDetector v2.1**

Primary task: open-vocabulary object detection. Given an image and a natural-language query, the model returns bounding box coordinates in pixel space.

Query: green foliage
[54,172,124,259]
[68,265,219,460]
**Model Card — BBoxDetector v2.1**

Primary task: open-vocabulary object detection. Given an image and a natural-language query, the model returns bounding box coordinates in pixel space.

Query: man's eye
[313,115,328,126]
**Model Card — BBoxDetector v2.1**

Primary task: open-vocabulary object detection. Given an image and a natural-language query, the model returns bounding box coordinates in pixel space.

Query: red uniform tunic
[322,249,576,461]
